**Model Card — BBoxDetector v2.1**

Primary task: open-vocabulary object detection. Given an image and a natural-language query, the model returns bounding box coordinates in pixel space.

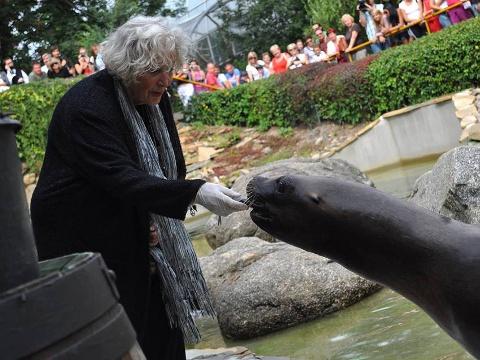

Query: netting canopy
[176,0,243,64]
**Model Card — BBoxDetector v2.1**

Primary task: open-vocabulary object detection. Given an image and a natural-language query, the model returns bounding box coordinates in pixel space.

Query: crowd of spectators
[0,44,105,92]
[1,0,477,100]
[173,0,478,106]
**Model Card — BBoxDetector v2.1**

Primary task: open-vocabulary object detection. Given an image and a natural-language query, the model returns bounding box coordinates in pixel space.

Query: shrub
[187,18,480,129]
[0,78,80,173]
[304,56,378,124]
[186,57,376,127]
[367,17,480,113]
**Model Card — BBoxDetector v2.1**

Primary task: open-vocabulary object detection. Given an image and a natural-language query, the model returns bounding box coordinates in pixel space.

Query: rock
[198,146,218,162]
[460,115,478,129]
[472,88,480,96]
[410,145,480,224]
[262,146,272,155]
[452,95,475,109]
[453,89,472,98]
[459,123,480,142]
[200,237,381,339]
[234,135,259,148]
[311,152,321,160]
[460,127,470,143]
[23,173,36,186]
[314,136,326,146]
[205,157,373,249]
[455,104,479,120]
[468,124,480,141]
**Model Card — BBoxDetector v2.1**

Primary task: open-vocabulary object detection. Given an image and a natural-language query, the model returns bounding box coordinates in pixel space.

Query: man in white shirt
[4,58,29,85]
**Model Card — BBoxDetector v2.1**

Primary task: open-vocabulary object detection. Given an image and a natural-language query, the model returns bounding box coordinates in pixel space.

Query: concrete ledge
[331,95,460,172]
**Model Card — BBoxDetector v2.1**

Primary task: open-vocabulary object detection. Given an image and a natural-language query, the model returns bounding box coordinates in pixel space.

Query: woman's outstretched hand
[195,182,248,216]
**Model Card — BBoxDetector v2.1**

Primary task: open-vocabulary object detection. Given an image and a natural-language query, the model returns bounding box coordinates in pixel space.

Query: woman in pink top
[269,44,289,74]
[189,59,206,94]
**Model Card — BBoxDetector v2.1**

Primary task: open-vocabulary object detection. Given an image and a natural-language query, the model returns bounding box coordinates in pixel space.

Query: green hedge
[187,17,480,127]
[366,17,480,113]
[0,79,80,173]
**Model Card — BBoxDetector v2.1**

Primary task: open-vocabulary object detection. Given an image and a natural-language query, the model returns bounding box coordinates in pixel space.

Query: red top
[205,72,217,91]
[272,54,288,74]
[424,0,442,32]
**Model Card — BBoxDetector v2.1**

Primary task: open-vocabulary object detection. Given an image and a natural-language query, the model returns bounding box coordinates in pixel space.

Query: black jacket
[31,69,205,337]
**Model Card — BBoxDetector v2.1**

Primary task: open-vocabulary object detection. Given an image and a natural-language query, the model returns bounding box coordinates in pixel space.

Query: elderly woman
[31,16,247,359]
[342,14,368,60]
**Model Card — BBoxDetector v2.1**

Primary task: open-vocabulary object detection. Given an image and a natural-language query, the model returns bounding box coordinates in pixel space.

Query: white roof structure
[175,0,242,64]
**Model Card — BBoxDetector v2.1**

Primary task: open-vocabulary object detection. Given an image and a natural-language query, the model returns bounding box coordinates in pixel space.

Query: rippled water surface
[187,156,474,359]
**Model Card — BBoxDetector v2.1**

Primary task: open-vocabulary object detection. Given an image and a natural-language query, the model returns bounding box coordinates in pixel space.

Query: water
[187,156,474,359]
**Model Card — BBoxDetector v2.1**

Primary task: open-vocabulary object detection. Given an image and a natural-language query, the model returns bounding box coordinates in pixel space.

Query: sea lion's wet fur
[247,175,480,358]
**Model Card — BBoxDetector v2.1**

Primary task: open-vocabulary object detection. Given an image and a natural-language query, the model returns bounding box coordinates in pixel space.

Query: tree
[305,0,357,30]
[216,0,310,57]
[0,0,185,69]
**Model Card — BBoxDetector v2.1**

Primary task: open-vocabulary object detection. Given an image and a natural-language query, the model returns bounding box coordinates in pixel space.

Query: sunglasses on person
[248,57,257,60]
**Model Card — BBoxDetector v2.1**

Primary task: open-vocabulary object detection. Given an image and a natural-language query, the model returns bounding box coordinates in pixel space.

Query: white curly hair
[101,15,189,85]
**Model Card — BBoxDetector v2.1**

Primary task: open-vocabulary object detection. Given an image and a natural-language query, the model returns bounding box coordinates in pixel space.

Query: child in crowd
[311,45,328,63]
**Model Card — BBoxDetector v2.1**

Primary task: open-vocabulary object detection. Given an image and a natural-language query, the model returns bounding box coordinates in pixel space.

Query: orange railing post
[173,76,221,91]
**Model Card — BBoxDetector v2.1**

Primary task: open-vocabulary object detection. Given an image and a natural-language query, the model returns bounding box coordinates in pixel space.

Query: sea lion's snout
[246,176,274,222]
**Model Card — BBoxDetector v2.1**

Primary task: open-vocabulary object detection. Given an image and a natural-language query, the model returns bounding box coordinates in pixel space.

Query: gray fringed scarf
[114,78,215,344]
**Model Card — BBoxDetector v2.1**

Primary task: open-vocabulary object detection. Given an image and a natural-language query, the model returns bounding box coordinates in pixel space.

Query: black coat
[31,70,205,341]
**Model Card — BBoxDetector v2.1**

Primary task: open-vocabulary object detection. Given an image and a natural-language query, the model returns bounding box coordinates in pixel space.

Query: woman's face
[52,63,60,73]
[343,17,353,28]
[374,12,382,22]
[248,55,257,64]
[271,47,281,57]
[287,47,298,56]
[190,62,199,71]
[129,70,173,105]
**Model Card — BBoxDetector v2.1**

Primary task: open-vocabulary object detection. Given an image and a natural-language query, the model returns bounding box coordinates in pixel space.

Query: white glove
[194,182,248,217]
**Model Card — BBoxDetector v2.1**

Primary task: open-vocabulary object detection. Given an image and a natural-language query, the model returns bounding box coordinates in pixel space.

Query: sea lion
[247,175,480,358]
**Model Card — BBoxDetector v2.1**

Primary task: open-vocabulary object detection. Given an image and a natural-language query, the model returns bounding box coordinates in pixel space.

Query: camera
[358,0,369,12]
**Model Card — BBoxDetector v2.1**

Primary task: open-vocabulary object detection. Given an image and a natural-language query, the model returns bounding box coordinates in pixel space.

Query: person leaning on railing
[446,0,473,23]
[326,28,348,63]
[371,9,392,51]
[429,0,453,28]
[423,0,444,31]
[342,14,368,60]
[398,0,427,41]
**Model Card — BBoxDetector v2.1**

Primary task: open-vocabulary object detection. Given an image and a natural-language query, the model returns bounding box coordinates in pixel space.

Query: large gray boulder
[410,145,480,224]
[200,237,381,339]
[205,158,374,249]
